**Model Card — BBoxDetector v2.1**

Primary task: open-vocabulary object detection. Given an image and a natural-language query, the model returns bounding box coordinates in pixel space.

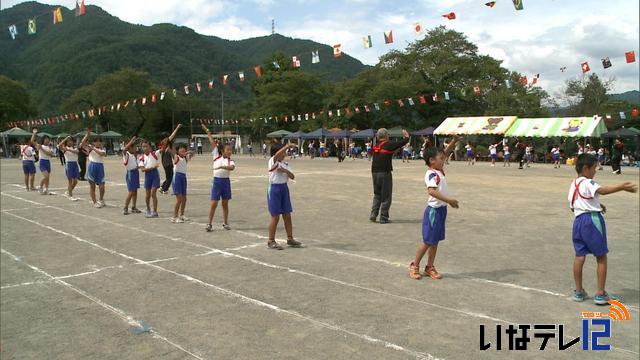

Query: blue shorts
[211,177,231,201]
[490,154,497,160]
[572,212,608,257]
[598,155,604,162]
[144,168,161,189]
[66,161,79,179]
[320,148,325,155]
[467,151,474,158]
[267,183,292,216]
[552,154,560,161]
[504,154,511,160]
[422,206,447,245]
[125,169,140,192]
[87,162,105,185]
[403,150,410,157]
[172,172,187,196]
[525,154,532,161]
[39,159,51,173]
[22,160,36,175]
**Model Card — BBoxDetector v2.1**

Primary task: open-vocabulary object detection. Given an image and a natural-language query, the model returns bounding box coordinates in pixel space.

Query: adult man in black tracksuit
[370,128,410,224]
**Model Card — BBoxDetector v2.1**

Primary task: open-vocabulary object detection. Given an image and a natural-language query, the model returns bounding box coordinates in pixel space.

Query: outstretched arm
[597,182,637,195]
[200,123,215,146]
[124,136,137,151]
[30,129,38,148]
[80,128,90,146]
[444,135,459,159]
[168,124,182,142]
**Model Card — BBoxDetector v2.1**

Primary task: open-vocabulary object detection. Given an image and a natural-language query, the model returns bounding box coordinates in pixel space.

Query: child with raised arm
[171,144,194,223]
[159,124,182,194]
[58,136,80,200]
[139,140,162,218]
[201,123,220,159]
[568,154,637,304]
[30,129,54,194]
[488,142,499,167]
[409,135,460,280]
[206,143,235,232]
[80,130,107,208]
[266,143,302,250]
[122,136,142,215]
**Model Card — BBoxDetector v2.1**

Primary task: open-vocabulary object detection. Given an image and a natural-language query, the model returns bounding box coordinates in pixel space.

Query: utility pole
[271,19,275,35]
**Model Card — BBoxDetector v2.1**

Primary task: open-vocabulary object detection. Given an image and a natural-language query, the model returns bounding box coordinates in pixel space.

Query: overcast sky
[3,0,639,97]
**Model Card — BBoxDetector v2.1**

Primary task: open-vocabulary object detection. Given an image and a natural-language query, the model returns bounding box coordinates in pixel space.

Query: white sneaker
[222,223,231,230]
[64,191,70,198]
[93,202,101,208]
[70,196,79,201]
[171,217,184,223]
[179,216,190,222]
[98,200,106,207]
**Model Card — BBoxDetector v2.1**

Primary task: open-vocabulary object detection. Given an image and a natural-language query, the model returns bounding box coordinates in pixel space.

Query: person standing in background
[197,138,203,155]
[610,138,624,175]
[159,125,182,194]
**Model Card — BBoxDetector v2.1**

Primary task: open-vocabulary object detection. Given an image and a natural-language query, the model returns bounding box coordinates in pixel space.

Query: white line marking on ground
[3,208,438,359]
[1,265,125,289]
[0,248,204,360]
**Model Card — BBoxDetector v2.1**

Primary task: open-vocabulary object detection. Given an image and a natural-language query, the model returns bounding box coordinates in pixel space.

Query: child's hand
[600,204,607,214]
[448,199,459,208]
[621,182,638,193]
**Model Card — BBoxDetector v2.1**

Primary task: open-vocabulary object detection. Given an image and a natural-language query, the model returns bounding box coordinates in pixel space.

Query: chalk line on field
[0,248,204,360]
[3,209,439,360]
[0,265,124,289]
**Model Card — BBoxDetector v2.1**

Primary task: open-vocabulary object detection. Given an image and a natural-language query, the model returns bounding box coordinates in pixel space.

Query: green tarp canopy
[601,127,640,138]
[266,130,292,138]
[36,132,54,138]
[100,130,123,138]
[505,117,608,138]
[73,131,99,138]
[387,126,408,138]
[56,132,70,138]
[0,127,32,138]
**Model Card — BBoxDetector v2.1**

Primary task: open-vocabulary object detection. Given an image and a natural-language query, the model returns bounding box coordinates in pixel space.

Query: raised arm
[80,128,91,146]
[444,135,459,159]
[275,143,297,159]
[124,136,137,151]
[200,123,215,146]
[30,128,38,147]
[168,124,182,142]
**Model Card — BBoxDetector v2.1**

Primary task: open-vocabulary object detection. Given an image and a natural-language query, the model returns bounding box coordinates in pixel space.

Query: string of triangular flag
[6,0,85,39]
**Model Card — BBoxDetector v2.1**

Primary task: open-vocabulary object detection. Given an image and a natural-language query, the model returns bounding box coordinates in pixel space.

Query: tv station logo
[479,300,630,351]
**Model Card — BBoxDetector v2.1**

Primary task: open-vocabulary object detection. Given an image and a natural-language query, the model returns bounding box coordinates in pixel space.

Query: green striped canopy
[505,117,608,138]
[434,116,517,135]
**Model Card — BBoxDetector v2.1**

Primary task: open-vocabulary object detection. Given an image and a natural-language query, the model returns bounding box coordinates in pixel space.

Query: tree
[562,74,612,116]
[0,75,37,128]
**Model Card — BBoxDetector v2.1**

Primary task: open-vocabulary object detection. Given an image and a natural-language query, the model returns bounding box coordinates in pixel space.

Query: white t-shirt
[88,148,105,163]
[525,146,531,155]
[63,146,78,162]
[20,145,35,161]
[489,144,497,155]
[39,145,52,160]
[140,150,161,169]
[568,176,602,217]
[597,148,604,156]
[425,168,448,208]
[268,156,290,184]
[465,144,472,152]
[551,147,559,155]
[577,147,584,155]
[211,147,219,159]
[174,155,188,174]
[213,156,235,178]
[503,146,510,155]
[123,151,138,171]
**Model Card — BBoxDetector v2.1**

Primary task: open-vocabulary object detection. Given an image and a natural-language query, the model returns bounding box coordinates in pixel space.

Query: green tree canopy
[0,75,37,128]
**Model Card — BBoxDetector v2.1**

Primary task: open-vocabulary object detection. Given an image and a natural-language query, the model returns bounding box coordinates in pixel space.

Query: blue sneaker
[572,289,587,302]
[144,209,153,218]
[151,212,159,218]
[594,292,619,305]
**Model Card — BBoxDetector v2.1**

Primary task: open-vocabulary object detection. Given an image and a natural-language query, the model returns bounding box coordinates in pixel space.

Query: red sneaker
[424,265,443,279]
[409,262,422,280]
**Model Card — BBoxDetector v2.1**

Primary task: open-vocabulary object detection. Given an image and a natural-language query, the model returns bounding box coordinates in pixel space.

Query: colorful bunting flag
[414,23,423,35]
[384,30,393,44]
[272,61,280,69]
[328,110,333,117]
[581,61,590,73]
[53,7,63,24]
[28,19,36,35]
[485,1,496,7]
[311,50,320,64]
[75,0,85,17]
[8,25,17,40]
[602,57,612,69]
[519,76,528,85]
[619,112,626,120]
[254,65,262,77]
[333,44,342,57]
[364,105,370,112]
[443,12,456,20]
[419,95,427,104]
[605,114,612,123]
[173,89,177,97]
[397,99,405,107]
[196,83,202,92]
[625,51,636,63]
[432,94,439,102]
[504,80,512,88]
[512,0,524,10]
[362,35,372,49]
[408,98,415,106]
[531,74,540,85]
[160,92,165,101]
[208,80,214,89]
[473,85,481,94]
[374,103,380,111]
[337,109,341,117]
[444,91,450,100]
[151,94,156,103]
[560,66,567,72]
[292,56,300,68]
[238,71,245,81]
[223,75,229,85]
[184,85,189,95]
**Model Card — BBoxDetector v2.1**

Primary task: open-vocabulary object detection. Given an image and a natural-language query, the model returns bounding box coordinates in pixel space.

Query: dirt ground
[1,154,638,359]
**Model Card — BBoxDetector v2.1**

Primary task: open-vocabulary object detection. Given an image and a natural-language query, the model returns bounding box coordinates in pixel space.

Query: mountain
[609,90,639,105]
[0,2,367,115]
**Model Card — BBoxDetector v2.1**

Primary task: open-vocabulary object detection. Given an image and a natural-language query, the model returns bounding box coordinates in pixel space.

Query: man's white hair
[376,128,389,139]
